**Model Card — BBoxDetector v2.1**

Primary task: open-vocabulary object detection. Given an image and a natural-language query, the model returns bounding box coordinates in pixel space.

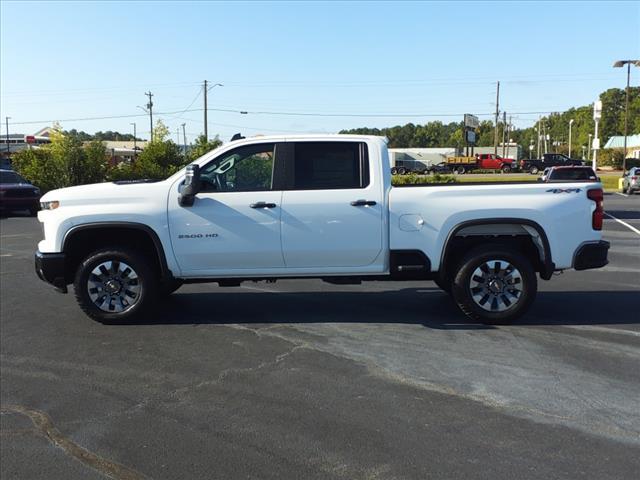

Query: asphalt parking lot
[1,193,639,479]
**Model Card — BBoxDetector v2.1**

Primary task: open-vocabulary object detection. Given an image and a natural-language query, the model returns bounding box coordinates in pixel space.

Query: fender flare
[440,218,555,280]
[62,221,171,278]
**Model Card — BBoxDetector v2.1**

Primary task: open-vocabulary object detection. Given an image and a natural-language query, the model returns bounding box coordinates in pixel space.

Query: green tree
[12,128,110,192]
[187,134,223,162]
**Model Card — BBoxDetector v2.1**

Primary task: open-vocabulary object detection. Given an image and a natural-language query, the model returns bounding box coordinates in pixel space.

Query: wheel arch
[440,218,555,281]
[62,222,171,284]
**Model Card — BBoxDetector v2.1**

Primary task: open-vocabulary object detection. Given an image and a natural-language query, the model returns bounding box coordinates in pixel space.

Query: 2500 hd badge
[178,233,219,239]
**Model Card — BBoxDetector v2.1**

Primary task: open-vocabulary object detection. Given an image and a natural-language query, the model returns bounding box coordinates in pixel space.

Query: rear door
[280,141,384,269]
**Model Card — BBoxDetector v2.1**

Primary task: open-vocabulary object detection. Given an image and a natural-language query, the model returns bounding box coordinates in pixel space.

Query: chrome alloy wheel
[87,260,141,313]
[469,260,523,312]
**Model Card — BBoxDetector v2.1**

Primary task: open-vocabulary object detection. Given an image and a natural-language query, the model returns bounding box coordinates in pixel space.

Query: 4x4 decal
[546,188,582,194]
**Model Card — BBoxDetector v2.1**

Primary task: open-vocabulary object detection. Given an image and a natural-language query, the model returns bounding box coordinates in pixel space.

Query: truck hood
[40,180,168,206]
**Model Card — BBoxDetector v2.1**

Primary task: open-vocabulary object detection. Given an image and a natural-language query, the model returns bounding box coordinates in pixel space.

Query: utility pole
[588,133,592,162]
[203,80,208,141]
[130,122,137,161]
[181,123,187,152]
[508,115,512,158]
[494,81,500,156]
[536,117,541,159]
[502,111,507,158]
[145,91,154,142]
[613,60,639,171]
[176,127,181,146]
[5,117,10,156]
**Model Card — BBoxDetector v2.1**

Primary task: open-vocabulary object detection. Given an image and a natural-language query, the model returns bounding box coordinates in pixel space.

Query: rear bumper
[35,251,67,293]
[573,241,610,271]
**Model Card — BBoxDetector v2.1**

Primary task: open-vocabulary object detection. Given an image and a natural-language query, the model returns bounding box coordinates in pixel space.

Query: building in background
[603,134,640,159]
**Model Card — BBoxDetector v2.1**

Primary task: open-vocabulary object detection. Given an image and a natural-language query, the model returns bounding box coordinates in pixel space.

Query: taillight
[632,176,638,181]
[587,188,603,230]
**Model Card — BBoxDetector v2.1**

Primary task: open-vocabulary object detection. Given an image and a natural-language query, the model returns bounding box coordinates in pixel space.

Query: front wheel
[74,248,158,323]
[451,245,537,324]
[456,166,466,174]
[391,167,398,175]
[529,166,539,175]
[502,165,511,174]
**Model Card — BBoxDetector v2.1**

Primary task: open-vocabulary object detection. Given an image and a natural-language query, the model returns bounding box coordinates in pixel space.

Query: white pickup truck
[35,135,609,324]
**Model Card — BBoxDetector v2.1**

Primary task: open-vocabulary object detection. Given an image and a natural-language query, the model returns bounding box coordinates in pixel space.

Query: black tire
[391,167,398,175]
[502,165,511,174]
[73,248,159,323]
[451,245,537,324]
[160,278,183,297]
[398,167,407,175]
[622,185,628,194]
[456,166,466,174]
[529,166,539,175]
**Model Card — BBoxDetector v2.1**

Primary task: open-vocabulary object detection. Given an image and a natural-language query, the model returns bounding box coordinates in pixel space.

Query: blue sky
[1,1,638,142]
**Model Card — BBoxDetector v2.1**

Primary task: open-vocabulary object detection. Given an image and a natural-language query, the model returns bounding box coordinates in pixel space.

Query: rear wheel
[502,165,511,173]
[456,166,466,174]
[391,167,398,175]
[529,166,539,175]
[398,167,407,175]
[73,248,158,323]
[622,184,629,194]
[451,245,537,324]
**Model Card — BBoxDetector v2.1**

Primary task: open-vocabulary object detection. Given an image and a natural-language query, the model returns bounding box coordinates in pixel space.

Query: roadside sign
[593,100,602,121]
[465,130,476,144]
[464,114,479,129]
[592,138,600,151]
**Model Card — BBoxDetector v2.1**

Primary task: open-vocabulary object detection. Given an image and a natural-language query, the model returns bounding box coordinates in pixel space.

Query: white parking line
[604,212,640,236]
[614,192,629,198]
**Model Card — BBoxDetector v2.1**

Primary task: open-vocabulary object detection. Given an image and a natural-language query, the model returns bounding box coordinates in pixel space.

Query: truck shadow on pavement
[124,287,640,330]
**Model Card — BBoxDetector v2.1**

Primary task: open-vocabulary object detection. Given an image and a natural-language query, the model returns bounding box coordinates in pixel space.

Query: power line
[9,107,574,126]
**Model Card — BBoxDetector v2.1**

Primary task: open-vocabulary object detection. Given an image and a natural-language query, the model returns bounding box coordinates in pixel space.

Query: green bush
[597,149,624,169]
[392,173,456,185]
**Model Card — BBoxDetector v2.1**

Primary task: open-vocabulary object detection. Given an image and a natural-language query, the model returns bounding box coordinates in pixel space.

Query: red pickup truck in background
[446,153,515,174]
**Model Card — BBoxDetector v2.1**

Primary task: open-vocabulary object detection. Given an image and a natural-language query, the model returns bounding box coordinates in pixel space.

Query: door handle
[350,200,377,207]
[250,202,277,209]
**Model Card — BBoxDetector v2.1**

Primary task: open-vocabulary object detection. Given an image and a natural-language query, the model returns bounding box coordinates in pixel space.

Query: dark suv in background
[0,169,41,216]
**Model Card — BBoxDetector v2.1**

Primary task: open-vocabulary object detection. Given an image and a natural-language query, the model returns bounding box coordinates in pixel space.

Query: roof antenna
[230,133,245,141]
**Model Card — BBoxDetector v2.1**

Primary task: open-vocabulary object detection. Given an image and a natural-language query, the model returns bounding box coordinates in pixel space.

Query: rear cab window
[291,142,369,190]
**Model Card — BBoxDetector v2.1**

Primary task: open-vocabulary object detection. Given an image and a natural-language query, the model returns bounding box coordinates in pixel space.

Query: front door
[168,142,285,275]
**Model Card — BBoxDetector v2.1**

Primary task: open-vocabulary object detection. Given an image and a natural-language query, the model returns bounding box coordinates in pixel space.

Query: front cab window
[200,143,275,192]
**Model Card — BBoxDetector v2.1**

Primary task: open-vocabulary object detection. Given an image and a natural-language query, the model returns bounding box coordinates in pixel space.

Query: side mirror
[179,164,201,207]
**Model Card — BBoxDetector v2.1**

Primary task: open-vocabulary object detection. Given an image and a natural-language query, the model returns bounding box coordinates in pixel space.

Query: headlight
[40,200,60,210]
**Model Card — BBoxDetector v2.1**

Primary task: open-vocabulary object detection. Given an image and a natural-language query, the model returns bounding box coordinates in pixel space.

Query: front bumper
[35,251,68,293]
[573,241,610,271]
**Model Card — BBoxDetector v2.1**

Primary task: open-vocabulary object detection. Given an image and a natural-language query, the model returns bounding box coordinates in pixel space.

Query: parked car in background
[0,169,41,216]
[622,167,640,195]
[520,153,585,174]
[538,166,599,183]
